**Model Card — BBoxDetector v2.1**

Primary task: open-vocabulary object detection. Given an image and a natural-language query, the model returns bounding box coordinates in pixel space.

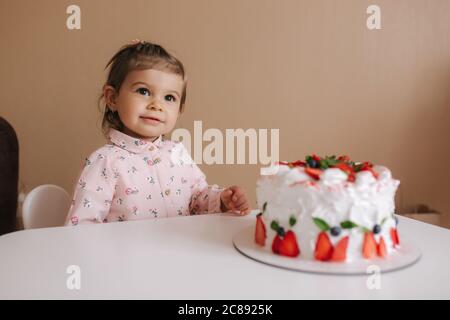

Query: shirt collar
[108,129,163,153]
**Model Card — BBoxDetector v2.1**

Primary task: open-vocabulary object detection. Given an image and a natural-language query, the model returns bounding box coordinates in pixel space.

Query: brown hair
[99,41,187,135]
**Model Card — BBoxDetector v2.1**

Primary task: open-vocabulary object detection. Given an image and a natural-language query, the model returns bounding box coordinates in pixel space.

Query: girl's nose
[148,100,163,111]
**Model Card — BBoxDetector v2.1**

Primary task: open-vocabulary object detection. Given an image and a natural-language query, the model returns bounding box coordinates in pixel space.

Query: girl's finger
[233,198,248,209]
[233,193,247,203]
[222,189,232,201]
[231,193,241,202]
[229,186,242,195]
[232,187,245,196]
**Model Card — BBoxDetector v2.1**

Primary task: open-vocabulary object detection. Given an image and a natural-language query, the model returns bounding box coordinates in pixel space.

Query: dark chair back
[0,117,19,235]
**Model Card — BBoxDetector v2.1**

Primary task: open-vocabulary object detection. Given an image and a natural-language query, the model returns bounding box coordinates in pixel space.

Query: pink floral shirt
[65,129,223,225]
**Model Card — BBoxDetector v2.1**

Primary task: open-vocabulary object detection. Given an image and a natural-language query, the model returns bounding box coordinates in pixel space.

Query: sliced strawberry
[278,231,300,257]
[289,160,306,167]
[347,173,356,182]
[360,161,373,170]
[357,162,379,179]
[312,154,322,162]
[331,236,349,262]
[305,167,322,180]
[255,213,266,246]
[271,235,282,254]
[338,155,350,162]
[364,167,379,179]
[333,162,353,174]
[314,232,334,261]
[390,227,400,247]
[362,232,377,259]
[377,236,387,258]
[333,163,356,182]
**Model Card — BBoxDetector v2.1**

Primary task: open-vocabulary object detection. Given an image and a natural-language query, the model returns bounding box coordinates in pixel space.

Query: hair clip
[130,39,145,46]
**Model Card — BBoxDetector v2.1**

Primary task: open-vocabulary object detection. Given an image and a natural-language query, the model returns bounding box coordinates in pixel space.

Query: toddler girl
[65,40,250,225]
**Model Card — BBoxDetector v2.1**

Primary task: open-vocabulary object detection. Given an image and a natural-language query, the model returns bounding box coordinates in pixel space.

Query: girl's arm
[188,168,251,215]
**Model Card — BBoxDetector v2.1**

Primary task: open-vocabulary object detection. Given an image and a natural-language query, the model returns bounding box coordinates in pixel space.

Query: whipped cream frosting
[256,163,400,261]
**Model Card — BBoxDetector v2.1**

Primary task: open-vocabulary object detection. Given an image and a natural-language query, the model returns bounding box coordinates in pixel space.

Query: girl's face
[104,69,184,141]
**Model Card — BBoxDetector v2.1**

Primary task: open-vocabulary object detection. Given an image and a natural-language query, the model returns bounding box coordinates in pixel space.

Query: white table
[0,211,449,299]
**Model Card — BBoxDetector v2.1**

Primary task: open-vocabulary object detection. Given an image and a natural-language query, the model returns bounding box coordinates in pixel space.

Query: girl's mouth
[140,116,163,124]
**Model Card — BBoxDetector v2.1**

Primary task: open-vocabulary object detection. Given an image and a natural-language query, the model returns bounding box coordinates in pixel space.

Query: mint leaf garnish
[313,218,330,231]
[270,220,280,232]
[340,220,358,229]
[289,215,297,227]
[262,202,267,213]
[319,159,329,169]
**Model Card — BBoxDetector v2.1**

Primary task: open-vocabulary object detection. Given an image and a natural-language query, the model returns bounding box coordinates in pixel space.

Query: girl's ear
[103,85,117,111]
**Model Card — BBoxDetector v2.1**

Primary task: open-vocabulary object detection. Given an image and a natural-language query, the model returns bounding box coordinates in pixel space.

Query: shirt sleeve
[189,164,224,215]
[172,142,224,215]
[64,151,116,226]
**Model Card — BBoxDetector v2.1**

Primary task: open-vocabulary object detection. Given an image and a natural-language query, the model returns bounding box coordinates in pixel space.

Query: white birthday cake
[255,155,401,262]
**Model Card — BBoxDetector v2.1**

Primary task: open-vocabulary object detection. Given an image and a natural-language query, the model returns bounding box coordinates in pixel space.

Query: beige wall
[1,0,450,225]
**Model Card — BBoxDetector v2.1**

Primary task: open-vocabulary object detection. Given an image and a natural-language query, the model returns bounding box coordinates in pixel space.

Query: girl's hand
[220,186,251,215]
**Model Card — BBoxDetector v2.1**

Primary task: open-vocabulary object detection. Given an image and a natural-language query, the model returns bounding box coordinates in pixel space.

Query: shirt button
[149,146,155,151]
[165,189,171,196]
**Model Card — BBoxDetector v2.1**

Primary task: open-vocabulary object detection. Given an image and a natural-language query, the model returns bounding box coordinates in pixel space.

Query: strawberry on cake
[255,155,401,262]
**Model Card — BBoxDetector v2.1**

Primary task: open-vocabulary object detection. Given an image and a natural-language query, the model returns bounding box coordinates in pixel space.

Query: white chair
[22,184,70,229]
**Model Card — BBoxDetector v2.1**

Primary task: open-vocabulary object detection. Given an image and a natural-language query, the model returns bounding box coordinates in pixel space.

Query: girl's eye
[165,95,176,102]
[136,88,150,96]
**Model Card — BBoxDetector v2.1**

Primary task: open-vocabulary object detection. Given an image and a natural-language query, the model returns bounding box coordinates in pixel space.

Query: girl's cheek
[168,116,178,129]
[168,117,177,127]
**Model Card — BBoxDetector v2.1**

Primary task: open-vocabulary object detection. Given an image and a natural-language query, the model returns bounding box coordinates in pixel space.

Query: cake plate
[233,226,421,275]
